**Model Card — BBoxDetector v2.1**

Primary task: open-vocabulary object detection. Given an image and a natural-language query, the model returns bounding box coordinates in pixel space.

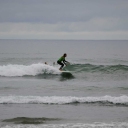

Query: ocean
[0,39,128,128]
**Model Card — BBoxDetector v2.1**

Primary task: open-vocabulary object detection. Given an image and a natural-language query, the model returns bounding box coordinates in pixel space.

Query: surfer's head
[63,53,67,57]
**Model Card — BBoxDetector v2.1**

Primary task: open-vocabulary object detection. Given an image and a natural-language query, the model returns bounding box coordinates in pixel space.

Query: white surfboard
[61,71,71,73]
[60,71,70,72]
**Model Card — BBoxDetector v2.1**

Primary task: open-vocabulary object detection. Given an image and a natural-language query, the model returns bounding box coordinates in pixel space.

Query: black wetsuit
[57,56,67,70]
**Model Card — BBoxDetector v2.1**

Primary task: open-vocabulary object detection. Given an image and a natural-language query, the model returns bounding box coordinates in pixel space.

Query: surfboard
[60,70,72,75]
[61,71,71,73]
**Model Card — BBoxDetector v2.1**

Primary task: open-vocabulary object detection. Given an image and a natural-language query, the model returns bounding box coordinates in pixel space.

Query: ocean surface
[0,39,128,128]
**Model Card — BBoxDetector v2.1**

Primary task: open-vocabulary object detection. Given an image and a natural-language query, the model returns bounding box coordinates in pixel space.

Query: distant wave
[0,95,128,106]
[2,117,60,124]
[1,122,128,128]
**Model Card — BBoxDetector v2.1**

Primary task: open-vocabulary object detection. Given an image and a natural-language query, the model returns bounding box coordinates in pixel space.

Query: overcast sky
[0,0,128,40]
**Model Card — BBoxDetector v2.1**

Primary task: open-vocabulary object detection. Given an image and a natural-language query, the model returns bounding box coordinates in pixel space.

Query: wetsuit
[57,56,67,70]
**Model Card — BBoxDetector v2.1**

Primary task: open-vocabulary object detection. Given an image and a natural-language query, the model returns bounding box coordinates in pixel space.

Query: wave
[66,64,128,73]
[1,122,128,128]
[0,63,128,77]
[0,63,60,77]
[117,87,128,90]
[2,117,60,124]
[0,95,128,106]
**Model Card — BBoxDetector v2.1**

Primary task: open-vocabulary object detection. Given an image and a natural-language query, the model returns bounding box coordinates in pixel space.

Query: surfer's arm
[63,59,69,65]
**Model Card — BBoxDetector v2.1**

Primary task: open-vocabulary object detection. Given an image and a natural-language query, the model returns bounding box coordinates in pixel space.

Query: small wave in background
[1,122,128,128]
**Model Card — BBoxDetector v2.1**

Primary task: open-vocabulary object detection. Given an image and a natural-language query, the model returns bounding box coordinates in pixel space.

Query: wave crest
[67,64,128,73]
[0,63,128,77]
[0,63,59,77]
[0,95,128,106]
[1,122,128,128]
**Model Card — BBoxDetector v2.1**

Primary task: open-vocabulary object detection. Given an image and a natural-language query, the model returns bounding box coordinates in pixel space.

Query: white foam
[0,95,128,105]
[0,63,60,76]
[2,122,128,128]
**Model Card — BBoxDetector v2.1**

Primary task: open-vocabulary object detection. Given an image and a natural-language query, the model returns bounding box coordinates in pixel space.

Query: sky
[0,0,128,40]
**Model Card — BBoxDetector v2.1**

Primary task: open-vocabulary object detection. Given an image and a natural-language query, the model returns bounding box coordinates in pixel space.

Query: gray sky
[0,0,128,40]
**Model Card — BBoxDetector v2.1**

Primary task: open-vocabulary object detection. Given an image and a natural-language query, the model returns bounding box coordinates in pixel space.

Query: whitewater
[0,63,60,76]
[0,95,128,106]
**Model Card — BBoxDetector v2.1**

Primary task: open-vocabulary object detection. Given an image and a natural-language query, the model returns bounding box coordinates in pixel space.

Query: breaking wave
[1,122,128,128]
[0,95,128,106]
[0,63,128,77]
[0,63,60,77]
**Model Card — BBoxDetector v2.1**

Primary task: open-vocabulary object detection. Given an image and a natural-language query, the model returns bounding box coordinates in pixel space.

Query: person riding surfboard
[57,53,70,71]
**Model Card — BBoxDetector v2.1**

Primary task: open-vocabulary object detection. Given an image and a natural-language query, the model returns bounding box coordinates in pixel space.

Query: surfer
[57,53,70,71]
[44,62,48,65]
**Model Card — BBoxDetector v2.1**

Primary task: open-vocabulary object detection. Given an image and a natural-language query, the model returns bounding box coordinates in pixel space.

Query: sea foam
[1,122,128,128]
[0,95,128,106]
[0,63,59,77]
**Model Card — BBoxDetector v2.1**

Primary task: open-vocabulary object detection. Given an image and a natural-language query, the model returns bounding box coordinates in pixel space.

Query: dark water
[0,40,128,128]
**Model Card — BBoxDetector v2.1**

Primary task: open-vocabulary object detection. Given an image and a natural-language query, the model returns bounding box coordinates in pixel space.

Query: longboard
[61,71,71,73]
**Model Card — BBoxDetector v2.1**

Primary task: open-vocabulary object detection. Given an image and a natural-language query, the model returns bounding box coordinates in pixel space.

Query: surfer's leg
[60,63,64,70]
[57,61,64,70]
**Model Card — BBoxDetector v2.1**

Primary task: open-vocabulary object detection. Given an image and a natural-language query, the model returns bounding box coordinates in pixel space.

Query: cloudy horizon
[0,0,128,40]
